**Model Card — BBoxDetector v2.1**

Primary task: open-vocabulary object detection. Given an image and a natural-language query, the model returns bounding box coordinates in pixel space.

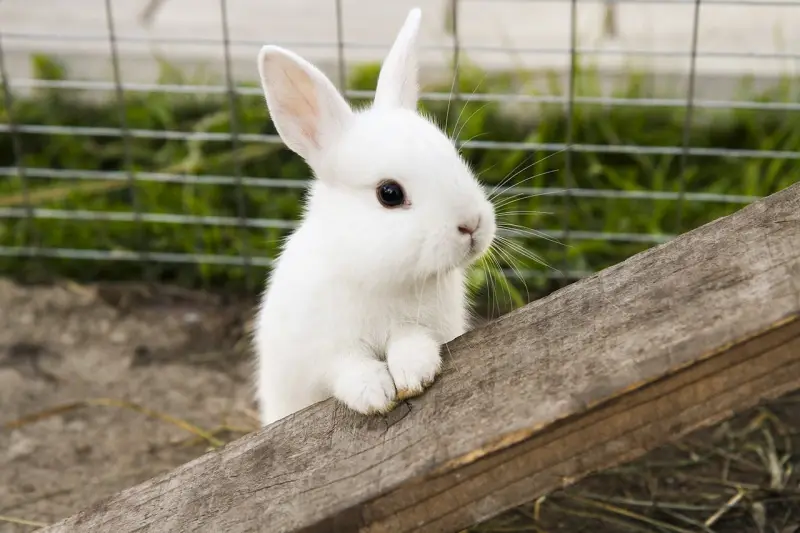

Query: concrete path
[1,0,799,94]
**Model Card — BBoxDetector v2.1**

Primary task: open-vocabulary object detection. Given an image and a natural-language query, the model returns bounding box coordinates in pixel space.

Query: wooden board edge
[431,312,800,477]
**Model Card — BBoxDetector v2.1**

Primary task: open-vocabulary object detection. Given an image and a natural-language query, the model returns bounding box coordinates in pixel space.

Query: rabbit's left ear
[258,45,353,166]
[373,8,422,111]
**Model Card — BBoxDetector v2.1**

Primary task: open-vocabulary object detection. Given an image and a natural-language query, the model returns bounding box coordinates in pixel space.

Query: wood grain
[42,182,800,533]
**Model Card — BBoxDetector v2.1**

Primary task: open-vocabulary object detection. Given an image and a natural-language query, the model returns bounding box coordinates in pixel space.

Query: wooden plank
[42,181,800,533]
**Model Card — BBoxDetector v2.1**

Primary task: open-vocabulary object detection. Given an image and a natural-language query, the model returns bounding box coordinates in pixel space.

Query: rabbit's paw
[332,357,398,415]
[388,329,441,401]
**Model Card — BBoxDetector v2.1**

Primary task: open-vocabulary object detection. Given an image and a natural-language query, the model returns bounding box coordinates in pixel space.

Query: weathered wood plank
[42,182,800,533]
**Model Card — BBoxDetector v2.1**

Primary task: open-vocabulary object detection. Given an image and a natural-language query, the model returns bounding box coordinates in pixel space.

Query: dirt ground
[0,278,260,531]
[1,278,798,532]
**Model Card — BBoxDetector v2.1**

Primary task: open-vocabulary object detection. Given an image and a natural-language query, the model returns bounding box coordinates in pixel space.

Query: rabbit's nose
[458,224,475,236]
[458,216,481,236]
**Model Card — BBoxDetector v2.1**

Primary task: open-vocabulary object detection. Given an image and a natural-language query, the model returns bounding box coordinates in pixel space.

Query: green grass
[1,55,798,312]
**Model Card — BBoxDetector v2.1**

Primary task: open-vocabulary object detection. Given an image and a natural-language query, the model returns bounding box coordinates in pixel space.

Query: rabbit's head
[258,8,496,285]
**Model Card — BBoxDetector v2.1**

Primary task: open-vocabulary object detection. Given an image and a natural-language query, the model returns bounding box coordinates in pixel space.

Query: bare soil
[0,278,797,533]
[0,279,259,531]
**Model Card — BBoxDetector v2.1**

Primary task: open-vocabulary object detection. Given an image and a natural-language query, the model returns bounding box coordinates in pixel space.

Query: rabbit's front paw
[388,329,442,400]
[332,357,397,415]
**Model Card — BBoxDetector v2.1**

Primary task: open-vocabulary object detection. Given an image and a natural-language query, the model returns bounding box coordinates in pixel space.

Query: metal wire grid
[0,0,797,285]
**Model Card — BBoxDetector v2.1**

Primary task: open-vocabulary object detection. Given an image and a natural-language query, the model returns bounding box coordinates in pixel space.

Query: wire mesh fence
[0,0,798,308]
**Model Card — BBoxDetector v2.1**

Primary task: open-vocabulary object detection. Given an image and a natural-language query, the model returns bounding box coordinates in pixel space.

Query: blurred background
[1,1,799,531]
[2,0,798,314]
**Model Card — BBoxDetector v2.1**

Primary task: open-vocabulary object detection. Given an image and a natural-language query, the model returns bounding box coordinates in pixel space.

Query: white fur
[254,7,497,426]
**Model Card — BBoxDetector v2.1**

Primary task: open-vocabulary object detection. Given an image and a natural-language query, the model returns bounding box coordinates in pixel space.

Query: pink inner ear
[272,57,322,151]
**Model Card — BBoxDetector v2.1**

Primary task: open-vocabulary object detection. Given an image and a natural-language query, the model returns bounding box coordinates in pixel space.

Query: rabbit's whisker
[496,210,554,217]
[493,244,530,306]
[496,237,560,273]
[480,255,497,318]
[488,168,559,202]
[453,103,489,145]
[498,223,567,247]
[475,163,499,180]
[487,251,504,316]
[492,189,561,210]
[443,59,459,133]
[481,248,508,315]
[449,73,487,142]
[459,131,488,150]
[487,148,566,200]
[484,157,531,201]
[488,249,508,316]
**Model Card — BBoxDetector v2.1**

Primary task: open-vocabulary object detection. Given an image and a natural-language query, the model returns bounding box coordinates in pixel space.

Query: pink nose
[458,224,476,236]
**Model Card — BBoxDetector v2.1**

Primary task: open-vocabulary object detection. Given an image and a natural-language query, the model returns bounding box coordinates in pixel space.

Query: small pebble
[7,431,37,461]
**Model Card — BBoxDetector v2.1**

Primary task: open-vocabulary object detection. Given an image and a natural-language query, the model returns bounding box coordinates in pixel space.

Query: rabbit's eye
[377,180,406,208]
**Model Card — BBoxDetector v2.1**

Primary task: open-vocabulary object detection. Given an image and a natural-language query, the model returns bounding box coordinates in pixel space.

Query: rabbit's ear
[258,45,353,164]
[373,8,421,111]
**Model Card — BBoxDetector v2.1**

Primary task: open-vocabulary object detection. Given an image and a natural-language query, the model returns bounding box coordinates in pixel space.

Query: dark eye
[376,180,406,208]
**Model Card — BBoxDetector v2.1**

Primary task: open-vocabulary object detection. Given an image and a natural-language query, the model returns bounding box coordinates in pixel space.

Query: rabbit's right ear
[258,46,353,164]
[374,8,422,111]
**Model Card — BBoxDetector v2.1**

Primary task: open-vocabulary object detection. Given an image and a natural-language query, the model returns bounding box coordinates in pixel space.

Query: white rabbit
[253,7,497,426]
